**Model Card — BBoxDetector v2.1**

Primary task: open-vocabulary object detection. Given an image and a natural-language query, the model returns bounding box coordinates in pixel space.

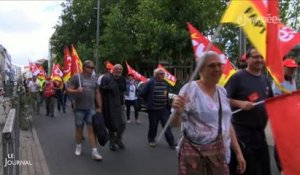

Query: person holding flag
[140,68,177,149]
[225,47,273,175]
[172,51,245,175]
[67,60,103,161]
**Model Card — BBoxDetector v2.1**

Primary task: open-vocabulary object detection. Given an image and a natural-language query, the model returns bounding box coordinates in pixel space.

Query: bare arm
[95,88,102,113]
[230,99,254,111]
[170,95,185,127]
[230,126,246,174]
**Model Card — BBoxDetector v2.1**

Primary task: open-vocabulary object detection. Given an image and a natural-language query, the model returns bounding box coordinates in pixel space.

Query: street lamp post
[95,0,100,73]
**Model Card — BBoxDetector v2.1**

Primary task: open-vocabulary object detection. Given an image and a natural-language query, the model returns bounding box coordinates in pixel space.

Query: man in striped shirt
[140,68,176,149]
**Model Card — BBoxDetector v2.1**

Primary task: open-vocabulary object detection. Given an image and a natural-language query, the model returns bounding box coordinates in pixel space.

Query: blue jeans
[73,109,95,128]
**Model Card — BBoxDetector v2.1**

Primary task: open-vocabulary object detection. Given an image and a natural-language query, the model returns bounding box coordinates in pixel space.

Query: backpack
[44,82,55,98]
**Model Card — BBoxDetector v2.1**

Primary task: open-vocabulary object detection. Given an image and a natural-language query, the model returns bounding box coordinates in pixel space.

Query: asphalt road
[33,104,280,175]
[33,104,179,175]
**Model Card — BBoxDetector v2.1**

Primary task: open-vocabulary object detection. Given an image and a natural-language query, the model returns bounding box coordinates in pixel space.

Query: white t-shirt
[28,80,40,93]
[125,83,137,100]
[178,81,232,162]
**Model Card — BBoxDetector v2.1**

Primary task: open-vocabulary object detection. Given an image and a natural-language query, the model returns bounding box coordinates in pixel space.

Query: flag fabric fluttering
[51,64,63,81]
[265,90,300,175]
[157,64,176,86]
[37,64,46,80]
[62,46,72,82]
[105,60,114,73]
[221,0,300,84]
[187,22,236,86]
[266,0,284,85]
[126,61,147,82]
[70,44,83,76]
[29,61,40,76]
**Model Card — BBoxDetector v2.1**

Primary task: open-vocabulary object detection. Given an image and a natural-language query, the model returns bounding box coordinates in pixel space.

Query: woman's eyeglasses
[206,63,224,69]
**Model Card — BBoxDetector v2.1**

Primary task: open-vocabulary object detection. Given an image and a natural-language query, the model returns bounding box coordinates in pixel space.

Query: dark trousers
[147,109,175,145]
[125,99,139,120]
[45,96,55,116]
[229,134,271,175]
[56,91,65,112]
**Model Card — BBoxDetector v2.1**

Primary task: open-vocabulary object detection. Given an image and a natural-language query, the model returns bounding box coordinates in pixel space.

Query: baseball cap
[283,58,298,68]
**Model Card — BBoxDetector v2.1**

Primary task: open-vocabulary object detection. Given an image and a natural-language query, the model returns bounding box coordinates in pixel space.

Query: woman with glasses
[172,51,246,175]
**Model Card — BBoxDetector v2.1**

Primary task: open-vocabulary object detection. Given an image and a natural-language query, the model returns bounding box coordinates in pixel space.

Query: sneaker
[149,142,156,148]
[92,151,103,161]
[127,120,131,124]
[75,145,81,156]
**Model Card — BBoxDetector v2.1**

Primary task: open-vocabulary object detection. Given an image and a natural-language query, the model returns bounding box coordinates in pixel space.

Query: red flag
[266,0,284,84]
[157,64,176,86]
[265,90,300,175]
[187,22,236,86]
[37,64,46,80]
[105,60,114,73]
[70,44,83,76]
[29,62,40,76]
[62,46,72,82]
[126,61,147,82]
[51,64,63,81]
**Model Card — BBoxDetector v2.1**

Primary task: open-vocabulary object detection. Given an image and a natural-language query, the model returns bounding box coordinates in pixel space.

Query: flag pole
[232,100,264,114]
[75,61,82,87]
[156,24,223,142]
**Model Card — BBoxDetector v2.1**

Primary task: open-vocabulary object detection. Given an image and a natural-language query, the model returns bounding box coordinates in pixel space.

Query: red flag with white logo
[62,46,72,82]
[186,22,236,86]
[126,61,147,82]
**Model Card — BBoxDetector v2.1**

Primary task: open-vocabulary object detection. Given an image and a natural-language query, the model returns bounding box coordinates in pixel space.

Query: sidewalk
[19,115,50,175]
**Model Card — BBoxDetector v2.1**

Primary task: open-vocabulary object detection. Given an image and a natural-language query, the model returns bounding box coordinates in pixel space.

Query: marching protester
[272,58,298,173]
[172,51,245,175]
[125,73,140,124]
[27,75,40,114]
[54,78,66,113]
[140,68,177,149]
[43,76,56,117]
[67,60,103,161]
[100,64,126,151]
[38,77,45,105]
[225,47,273,175]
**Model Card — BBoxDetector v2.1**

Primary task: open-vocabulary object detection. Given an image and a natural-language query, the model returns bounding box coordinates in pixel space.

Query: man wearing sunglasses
[226,47,273,175]
[67,60,102,161]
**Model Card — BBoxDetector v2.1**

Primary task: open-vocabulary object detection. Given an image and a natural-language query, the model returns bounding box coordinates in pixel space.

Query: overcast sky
[0,1,64,68]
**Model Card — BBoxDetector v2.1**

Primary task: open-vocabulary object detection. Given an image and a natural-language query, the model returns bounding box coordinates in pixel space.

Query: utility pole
[95,0,100,73]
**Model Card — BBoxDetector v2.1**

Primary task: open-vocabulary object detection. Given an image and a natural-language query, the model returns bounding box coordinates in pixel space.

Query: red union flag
[126,61,147,82]
[52,64,63,81]
[187,22,236,86]
[70,44,83,76]
[29,62,40,76]
[265,90,300,175]
[105,60,114,73]
[157,64,176,86]
[62,46,72,82]
[37,64,46,80]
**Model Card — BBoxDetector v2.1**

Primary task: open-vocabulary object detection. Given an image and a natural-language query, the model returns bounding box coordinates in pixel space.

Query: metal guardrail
[2,109,18,175]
